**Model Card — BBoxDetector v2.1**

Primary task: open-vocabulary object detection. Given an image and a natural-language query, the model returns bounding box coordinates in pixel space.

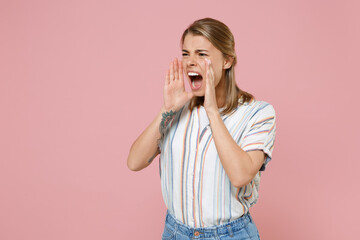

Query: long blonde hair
[181,18,254,115]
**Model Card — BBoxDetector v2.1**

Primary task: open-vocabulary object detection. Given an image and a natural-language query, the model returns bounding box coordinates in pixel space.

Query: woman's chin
[192,91,205,97]
[191,89,205,97]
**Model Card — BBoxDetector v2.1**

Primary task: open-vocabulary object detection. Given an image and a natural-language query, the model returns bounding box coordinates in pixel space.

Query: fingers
[178,60,184,81]
[174,58,179,80]
[167,58,183,85]
[205,58,214,86]
[169,61,174,83]
[165,68,170,85]
[205,59,209,83]
[209,64,215,84]
[173,58,183,82]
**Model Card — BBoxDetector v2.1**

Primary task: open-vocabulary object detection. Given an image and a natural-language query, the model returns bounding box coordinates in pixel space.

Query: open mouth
[188,72,203,90]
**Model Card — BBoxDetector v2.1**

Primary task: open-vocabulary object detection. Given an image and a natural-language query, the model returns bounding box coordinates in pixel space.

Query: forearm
[207,110,258,188]
[127,58,192,171]
[127,109,163,171]
[127,107,177,171]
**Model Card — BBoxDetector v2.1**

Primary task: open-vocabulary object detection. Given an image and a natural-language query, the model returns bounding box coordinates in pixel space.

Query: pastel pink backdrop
[1,0,359,239]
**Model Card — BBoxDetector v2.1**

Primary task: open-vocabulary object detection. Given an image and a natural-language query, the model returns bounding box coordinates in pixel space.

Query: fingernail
[205,58,211,64]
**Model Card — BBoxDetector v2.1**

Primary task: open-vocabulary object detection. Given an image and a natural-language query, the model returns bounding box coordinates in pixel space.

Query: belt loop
[174,221,178,232]
[213,228,219,239]
[226,225,234,237]
[248,212,253,223]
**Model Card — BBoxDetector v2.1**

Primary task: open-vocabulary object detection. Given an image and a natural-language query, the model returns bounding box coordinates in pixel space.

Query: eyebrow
[182,49,209,53]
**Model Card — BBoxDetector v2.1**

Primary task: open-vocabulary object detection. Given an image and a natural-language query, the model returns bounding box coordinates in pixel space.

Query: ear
[223,56,234,69]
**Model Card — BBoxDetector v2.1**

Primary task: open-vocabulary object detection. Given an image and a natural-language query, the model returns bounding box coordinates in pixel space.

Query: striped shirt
[158,99,276,228]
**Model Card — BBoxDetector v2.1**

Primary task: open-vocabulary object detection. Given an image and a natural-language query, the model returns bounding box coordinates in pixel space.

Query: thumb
[187,92,194,100]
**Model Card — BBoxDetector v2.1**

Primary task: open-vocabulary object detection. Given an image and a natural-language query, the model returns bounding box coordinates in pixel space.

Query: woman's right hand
[163,58,194,112]
[128,58,192,171]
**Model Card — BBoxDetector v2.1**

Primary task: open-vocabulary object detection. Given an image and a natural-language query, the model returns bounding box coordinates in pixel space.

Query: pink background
[1,0,359,239]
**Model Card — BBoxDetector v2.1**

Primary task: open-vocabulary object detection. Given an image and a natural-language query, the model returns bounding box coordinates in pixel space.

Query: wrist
[159,108,177,135]
[206,107,220,119]
[161,105,175,114]
[162,104,183,113]
[206,110,222,126]
[160,106,168,114]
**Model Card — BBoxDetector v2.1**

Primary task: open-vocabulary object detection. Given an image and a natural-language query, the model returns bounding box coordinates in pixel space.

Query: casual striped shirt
[158,99,276,228]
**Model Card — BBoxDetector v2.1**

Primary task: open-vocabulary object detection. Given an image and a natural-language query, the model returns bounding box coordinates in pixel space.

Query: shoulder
[247,101,276,131]
[235,98,275,113]
[254,100,275,116]
[229,100,275,125]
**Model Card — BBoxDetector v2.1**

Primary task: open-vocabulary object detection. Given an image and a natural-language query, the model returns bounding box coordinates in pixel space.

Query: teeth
[192,81,196,87]
[188,72,199,76]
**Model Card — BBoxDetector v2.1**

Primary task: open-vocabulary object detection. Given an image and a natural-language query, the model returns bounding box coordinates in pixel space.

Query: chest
[165,107,250,161]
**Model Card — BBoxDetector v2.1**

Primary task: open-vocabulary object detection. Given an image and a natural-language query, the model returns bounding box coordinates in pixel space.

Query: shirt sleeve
[240,104,276,171]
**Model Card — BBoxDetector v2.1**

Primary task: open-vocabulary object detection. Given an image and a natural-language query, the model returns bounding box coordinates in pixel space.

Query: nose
[186,55,197,67]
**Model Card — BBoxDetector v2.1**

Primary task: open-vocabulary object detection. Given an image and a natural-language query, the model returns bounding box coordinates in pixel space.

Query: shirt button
[194,231,200,236]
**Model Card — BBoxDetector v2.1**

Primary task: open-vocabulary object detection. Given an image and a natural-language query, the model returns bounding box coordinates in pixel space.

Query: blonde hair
[181,18,254,115]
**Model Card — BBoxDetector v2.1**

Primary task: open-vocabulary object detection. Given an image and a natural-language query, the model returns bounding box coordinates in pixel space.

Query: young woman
[127,18,276,240]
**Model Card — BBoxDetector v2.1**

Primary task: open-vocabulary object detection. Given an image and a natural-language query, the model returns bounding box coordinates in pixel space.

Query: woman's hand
[204,58,219,114]
[163,58,193,112]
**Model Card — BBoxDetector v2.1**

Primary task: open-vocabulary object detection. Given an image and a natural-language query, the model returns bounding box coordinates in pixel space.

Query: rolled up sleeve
[240,105,276,171]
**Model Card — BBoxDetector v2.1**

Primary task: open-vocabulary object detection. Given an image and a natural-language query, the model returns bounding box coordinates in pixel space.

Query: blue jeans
[162,211,260,240]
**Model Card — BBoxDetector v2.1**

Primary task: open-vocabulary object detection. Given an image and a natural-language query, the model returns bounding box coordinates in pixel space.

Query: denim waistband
[165,210,253,238]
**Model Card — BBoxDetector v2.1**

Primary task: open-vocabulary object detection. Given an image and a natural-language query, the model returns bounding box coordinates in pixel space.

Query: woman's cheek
[213,66,222,84]
[199,60,206,72]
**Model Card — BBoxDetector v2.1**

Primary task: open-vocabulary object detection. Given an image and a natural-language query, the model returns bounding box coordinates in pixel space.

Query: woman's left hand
[204,58,219,115]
